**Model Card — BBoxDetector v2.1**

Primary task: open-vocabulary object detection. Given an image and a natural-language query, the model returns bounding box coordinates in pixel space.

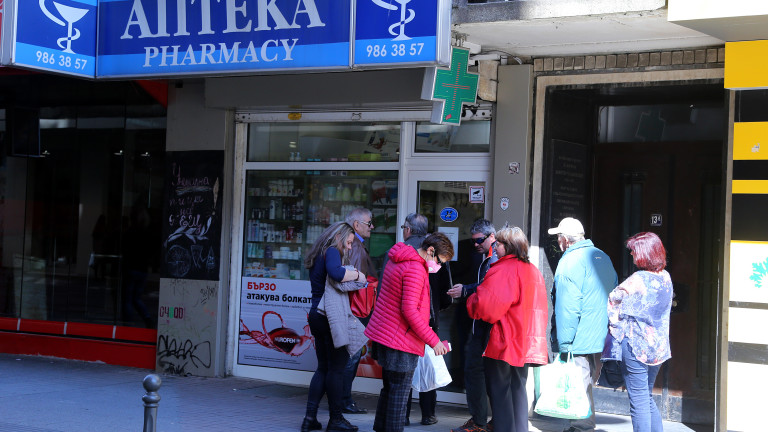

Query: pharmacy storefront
[0,0,509,400]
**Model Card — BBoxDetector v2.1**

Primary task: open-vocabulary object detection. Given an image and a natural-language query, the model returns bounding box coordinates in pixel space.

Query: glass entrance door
[405,171,490,402]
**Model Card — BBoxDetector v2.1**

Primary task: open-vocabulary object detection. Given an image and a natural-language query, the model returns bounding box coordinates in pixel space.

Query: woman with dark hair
[365,232,454,432]
[466,226,548,432]
[301,222,368,432]
[607,232,673,432]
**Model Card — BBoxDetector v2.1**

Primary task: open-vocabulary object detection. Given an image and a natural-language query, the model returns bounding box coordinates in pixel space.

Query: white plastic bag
[412,345,452,393]
[534,353,592,419]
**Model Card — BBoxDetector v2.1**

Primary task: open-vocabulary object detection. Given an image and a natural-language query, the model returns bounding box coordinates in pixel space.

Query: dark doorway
[540,81,727,425]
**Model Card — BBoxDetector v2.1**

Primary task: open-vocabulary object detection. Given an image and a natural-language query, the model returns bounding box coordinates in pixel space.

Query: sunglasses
[357,220,374,228]
[473,234,490,245]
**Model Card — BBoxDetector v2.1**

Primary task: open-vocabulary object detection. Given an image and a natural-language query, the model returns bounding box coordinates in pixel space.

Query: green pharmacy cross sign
[421,47,479,125]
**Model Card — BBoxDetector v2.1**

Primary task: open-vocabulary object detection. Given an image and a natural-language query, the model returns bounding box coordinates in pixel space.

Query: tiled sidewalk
[0,354,707,432]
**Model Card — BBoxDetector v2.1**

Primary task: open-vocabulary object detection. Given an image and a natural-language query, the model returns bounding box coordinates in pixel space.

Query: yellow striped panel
[733,180,768,194]
[734,122,768,160]
[726,41,768,89]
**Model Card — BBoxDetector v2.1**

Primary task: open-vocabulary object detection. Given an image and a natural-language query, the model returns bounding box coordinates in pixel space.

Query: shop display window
[247,122,401,162]
[415,120,491,153]
[0,81,166,329]
[242,170,398,280]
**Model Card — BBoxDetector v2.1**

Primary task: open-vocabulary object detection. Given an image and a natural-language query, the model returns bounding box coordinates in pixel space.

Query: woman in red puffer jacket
[467,226,548,432]
[365,233,453,432]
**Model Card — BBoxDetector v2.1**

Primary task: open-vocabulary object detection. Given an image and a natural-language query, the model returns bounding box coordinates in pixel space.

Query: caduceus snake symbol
[372,0,415,41]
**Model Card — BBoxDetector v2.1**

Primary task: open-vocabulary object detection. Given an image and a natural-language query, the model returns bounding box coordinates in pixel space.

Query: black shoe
[342,402,367,414]
[301,417,322,432]
[327,417,358,432]
[421,416,438,425]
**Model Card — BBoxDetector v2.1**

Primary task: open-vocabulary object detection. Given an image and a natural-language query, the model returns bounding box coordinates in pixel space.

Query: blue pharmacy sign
[97,0,351,78]
[1,0,98,77]
[0,0,451,79]
[354,0,451,67]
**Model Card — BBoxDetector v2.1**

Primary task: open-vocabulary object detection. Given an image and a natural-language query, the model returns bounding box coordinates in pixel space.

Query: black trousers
[305,309,350,420]
[484,358,528,432]
[406,388,437,420]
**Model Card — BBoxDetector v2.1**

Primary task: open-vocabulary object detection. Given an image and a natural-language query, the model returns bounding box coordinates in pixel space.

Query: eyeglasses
[436,256,444,266]
[357,220,374,228]
[401,224,410,230]
[473,234,490,245]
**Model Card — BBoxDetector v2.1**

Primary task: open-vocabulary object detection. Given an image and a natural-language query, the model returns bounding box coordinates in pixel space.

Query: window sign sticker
[500,197,509,211]
[469,186,485,203]
[439,207,458,222]
[437,226,459,261]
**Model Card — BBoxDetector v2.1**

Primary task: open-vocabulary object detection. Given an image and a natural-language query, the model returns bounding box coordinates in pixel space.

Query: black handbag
[597,360,625,389]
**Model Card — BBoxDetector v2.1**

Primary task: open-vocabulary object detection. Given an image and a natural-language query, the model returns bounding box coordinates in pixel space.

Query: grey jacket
[320,266,369,357]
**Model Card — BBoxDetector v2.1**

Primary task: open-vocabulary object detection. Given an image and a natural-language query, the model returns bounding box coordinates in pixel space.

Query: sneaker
[451,418,486,432]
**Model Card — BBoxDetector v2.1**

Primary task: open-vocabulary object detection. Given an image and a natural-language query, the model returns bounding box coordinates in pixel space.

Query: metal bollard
[142,374,162,432]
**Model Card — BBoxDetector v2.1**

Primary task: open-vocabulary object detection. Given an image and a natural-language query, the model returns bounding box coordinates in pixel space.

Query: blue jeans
[342,347,362,407]
[620,339,663,432]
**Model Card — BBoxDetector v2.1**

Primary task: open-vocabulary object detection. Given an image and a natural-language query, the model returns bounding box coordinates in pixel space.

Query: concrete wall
[160,80,234,377]
[167,80,229,151]
[491,65,533,232]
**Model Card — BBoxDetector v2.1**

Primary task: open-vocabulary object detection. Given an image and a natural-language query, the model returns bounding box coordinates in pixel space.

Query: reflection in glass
[415,120,491,153]
[247,122,401,162]
[0,101,166,329]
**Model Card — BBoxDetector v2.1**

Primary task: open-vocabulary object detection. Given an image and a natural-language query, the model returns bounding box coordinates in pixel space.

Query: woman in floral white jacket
[607,232,673,432]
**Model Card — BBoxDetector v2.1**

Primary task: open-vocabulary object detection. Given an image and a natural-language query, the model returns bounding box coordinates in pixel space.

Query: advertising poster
[8,0,97,77]
[238,277,317,371]
[97,0,350,77]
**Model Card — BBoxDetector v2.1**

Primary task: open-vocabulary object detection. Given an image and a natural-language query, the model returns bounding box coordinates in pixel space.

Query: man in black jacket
[447,219,498,432]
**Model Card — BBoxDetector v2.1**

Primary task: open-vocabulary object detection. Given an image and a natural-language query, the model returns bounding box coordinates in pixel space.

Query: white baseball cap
[547,217,585,236]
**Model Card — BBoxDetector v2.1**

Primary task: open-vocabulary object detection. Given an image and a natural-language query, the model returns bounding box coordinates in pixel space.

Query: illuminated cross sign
[421,46,478,125]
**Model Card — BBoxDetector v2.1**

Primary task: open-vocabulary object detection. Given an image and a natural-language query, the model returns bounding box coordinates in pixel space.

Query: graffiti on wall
[157,335,212,375]
[157,278,219,376]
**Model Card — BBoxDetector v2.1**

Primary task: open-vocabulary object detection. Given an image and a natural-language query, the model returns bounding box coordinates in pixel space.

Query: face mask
[427,259,441,274]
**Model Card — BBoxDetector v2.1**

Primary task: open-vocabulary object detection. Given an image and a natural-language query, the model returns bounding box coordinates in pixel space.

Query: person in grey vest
[548,217,618,432]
